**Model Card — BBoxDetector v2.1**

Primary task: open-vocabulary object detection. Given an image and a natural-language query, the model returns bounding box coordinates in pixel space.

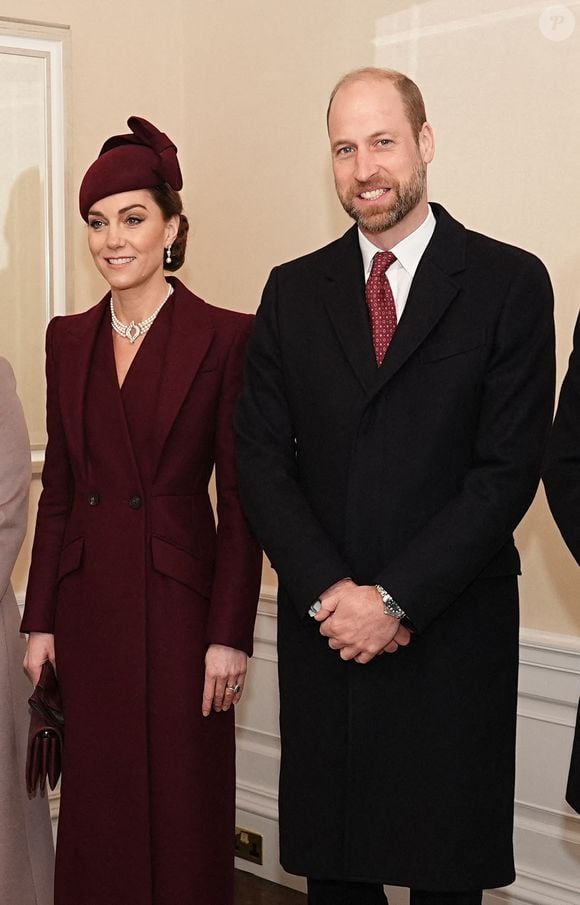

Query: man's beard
[337,158,426,234]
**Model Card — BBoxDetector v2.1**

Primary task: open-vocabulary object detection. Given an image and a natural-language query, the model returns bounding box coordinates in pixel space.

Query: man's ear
[419,122,435,165]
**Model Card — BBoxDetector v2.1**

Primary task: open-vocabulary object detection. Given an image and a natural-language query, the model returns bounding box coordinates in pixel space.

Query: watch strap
[375,584,406,620]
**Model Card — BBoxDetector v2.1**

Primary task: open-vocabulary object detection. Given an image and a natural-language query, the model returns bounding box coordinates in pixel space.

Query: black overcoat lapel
[370,204,466,397]
[320,226,377,392]
[319,205,467,399]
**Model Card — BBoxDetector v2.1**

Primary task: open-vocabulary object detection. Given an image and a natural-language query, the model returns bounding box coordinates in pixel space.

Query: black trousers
[307,878,483,905]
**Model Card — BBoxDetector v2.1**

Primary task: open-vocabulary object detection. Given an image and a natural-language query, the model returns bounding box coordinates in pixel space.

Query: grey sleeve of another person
[0,358,31,599]
[543,311,580,565]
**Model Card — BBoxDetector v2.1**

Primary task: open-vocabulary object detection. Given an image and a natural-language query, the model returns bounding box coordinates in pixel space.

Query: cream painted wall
[4,0,579,636]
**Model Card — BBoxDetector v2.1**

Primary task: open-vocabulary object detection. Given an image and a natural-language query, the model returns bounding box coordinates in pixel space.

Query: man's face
[328,78,433,236]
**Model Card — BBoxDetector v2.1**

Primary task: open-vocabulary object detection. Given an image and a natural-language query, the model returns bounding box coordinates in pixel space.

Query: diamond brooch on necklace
[110,283,174,344]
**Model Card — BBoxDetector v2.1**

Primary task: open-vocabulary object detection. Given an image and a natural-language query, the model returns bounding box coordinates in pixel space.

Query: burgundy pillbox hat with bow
[79,116,183,221]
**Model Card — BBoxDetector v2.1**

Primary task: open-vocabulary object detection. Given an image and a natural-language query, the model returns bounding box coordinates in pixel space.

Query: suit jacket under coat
[22,279,262,905]
[543,310,580,813]
[236,204,555,889]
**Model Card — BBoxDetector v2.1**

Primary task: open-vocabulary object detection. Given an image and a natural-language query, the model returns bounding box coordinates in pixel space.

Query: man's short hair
[327,67,427,143]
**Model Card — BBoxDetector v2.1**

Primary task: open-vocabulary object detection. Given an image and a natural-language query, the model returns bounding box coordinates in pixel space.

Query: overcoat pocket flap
[57,537,84,581]
[151,535,212,598]
[420,330,483,362]
[479,544,521,579]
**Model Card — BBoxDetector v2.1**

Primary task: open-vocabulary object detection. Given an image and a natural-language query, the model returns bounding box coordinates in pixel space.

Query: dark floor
[235,869,306,904]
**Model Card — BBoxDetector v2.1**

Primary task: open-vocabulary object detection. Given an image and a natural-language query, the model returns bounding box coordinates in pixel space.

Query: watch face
[376,585,405,620]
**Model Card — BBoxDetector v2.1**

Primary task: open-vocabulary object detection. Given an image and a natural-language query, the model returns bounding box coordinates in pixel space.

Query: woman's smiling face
[87,189,178,292]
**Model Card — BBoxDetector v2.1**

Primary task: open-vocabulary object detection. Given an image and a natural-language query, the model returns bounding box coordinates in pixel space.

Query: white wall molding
[515,800,579,845]
[488,871,580,905]
[236,778,279,823]
[511,629,580,904]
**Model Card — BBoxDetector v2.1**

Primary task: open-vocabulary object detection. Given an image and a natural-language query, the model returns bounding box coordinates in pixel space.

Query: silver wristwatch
[375,584,406,620]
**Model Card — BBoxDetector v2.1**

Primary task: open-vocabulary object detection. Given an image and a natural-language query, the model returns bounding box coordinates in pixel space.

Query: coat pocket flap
[151,535,212,598]
[57,537,84,581]
[479,544,521,579]
[420,330,483,362]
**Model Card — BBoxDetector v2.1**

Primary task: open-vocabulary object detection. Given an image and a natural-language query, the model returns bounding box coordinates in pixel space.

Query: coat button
[128,495,143,510]
[88,493,100,506]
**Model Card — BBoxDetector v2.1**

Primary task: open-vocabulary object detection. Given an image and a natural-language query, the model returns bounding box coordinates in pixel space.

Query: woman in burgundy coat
[21,117,262,905]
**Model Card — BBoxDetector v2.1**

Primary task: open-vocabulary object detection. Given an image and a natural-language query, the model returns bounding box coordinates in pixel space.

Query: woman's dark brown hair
[148,183,189,271]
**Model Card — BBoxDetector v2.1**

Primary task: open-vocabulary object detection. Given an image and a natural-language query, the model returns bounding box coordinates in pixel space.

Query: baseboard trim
[489,869,580,905]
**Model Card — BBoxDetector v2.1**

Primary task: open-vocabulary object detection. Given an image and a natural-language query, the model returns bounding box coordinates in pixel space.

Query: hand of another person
[202,644,247,717]
[23,632,56,686]
[317,584,411,663]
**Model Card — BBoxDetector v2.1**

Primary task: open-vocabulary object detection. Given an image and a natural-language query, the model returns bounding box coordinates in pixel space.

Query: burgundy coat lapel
[57,297,109,481]
[151,279,215,475]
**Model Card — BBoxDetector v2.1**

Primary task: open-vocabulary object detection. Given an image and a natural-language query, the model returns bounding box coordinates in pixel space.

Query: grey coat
[0,357,54,905]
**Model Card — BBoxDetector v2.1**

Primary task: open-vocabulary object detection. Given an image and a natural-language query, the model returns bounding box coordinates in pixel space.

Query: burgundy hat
[79,116,183,221]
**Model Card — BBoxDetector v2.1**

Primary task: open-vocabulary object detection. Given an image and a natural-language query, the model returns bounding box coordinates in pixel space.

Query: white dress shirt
[358,204,436,321]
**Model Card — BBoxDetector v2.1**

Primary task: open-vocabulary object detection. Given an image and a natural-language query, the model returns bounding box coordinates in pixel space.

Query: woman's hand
[23,632,56,686]
[202,644,247,717]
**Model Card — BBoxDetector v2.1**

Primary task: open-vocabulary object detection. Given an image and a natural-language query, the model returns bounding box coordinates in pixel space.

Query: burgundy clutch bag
[26,660,64,795]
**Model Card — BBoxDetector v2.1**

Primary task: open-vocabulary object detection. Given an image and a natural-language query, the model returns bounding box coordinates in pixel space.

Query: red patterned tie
[365,251,397,365]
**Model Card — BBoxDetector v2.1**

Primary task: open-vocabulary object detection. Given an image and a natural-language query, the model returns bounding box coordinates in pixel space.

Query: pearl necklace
[110,283,174,344]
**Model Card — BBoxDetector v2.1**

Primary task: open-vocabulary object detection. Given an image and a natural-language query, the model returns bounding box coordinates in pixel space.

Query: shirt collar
[359,204,436,281]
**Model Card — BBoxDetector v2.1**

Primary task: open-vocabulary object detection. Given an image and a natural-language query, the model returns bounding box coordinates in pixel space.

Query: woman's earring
[165,245,172,265]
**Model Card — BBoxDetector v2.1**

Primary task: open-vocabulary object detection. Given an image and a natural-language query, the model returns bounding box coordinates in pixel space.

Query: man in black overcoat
[236,68,555,905]
[543,310,580,813]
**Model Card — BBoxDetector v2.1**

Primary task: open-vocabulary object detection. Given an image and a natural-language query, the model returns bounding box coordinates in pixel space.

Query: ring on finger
[226,683,242,694]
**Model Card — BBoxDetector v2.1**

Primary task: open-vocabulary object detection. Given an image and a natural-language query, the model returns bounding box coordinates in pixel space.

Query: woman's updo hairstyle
[148,184,189,271]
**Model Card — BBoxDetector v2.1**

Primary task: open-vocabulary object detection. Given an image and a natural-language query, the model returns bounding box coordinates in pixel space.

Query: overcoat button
[128,495,143,510]
[88,493,100,506]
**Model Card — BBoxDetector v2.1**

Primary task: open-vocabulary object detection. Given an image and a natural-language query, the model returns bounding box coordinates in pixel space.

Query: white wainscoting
[23,591,580,901]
